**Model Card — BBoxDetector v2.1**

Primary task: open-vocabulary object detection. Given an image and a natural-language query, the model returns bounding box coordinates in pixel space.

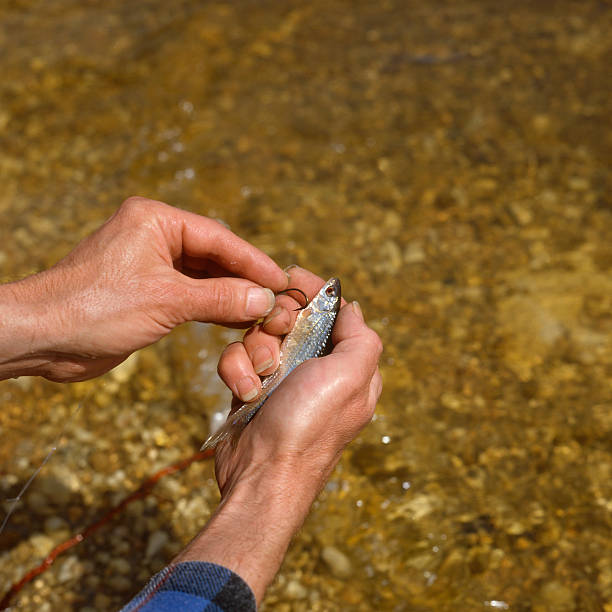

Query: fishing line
[0,403,82,537]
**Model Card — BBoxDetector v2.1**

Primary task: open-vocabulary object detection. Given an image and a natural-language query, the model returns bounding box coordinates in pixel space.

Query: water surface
[1,1,611,610]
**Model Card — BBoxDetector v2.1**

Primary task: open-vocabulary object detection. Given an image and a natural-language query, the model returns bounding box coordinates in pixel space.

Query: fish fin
[200,402,259,451]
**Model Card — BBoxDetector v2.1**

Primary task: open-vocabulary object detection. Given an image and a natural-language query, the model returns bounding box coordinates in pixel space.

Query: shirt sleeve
[120,561,257,612]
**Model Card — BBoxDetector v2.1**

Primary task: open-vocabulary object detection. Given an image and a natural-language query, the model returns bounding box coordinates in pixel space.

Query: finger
[330,302,383,376]
[261,293,301,336]
[217,342,262,402]
[243,324,282,375]
[141,199,288,292]
[180,256,234,278]
[180,276,276,324]
[284,266,327,299]
[178,212,288,292]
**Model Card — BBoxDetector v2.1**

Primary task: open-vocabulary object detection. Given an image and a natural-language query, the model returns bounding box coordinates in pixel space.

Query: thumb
[181,277,276,324]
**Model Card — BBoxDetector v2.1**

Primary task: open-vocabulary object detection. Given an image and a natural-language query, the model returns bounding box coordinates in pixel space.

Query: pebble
[145,530,169,559]
[1,3,610,611]
[285,579,308,599]
[29,534,54,557]
[57,555,83,583]
[567,176,589,191]
[94,593,112,608]
[532,114,551,133]
[44,516,70,534]
[321,546,352,579]
[404,242,426,263]
[109,557,132,575]
[108,575,132,592]
[473,177,498,193]
[509,201,533,225]
[403,493,440,520]
[536,581,575,610]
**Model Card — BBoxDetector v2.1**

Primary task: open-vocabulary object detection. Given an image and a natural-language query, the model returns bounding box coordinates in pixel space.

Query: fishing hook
[276,287,309,311]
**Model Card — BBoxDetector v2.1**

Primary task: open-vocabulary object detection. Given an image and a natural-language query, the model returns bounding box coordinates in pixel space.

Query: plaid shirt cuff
[121,561,256,611]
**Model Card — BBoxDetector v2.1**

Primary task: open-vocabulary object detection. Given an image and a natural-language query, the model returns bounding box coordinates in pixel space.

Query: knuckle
[120,196,150,213]
[217,342,242,377]
[211,283,237,318]
[365,328,383,358]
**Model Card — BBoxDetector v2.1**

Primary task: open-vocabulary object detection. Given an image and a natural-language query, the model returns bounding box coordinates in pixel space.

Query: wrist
[0,274,58,379]
[175,461,318,603]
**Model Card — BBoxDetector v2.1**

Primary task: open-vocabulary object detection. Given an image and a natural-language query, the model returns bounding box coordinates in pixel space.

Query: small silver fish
[201,277,341,450]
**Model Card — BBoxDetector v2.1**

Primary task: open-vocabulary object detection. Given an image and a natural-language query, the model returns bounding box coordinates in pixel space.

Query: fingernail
[246,287,275,317]
[283,264,299,283]
[263,306,283,325]
[236,376,259,402]
[253,346,274,374]
[352,300,364,321]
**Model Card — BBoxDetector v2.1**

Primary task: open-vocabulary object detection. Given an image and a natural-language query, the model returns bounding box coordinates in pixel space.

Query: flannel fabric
[121,561,256,611]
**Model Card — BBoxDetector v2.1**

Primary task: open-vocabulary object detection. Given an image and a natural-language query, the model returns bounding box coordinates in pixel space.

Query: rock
[43,516,69,534]
[473,177,498,193]
[321,546,352,579]
[404,493,439,520]
[285,579,308,599]
[404,242,426,264]
[109,558,132,575]
[108,575,132,591]
[536,581,575,610]
[145,530,169,560]
[57,555,83,583]
[94,594,112,608]
[30,534,54,557]
[532,114,551,133]
[567,176,589,191]
[508,201,533,225]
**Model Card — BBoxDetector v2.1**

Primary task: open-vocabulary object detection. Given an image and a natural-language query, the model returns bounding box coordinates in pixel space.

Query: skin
[0,197,383,605]
[0,196,287,382]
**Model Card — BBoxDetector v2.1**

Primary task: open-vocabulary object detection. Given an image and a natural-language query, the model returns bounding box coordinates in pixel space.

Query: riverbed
[1,1,611,610]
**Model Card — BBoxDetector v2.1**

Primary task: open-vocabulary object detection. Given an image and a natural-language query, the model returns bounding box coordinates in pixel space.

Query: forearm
[0,275,56,380]
[174,461,320,604]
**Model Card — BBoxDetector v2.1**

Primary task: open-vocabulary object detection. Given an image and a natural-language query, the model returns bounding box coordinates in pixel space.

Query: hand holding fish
[0,203,383,607]
[0,197,288,382]
[175,267,383,603]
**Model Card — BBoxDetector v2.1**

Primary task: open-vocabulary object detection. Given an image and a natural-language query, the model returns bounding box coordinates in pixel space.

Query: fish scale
[201,277,341,450]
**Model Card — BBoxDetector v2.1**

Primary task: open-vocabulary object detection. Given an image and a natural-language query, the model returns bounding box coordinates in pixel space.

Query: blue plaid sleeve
[120,561,256,611]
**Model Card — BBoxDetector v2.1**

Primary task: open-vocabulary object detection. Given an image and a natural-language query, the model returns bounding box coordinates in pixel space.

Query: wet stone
[57,556,83,583]
[534,581,575,611]
[109,558,132,575]
[145,530,169,560]
[285,579,308,599]
[321,546,352,580]
[1,1,611,610]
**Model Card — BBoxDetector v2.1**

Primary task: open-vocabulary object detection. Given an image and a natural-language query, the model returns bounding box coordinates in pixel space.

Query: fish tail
[200,403,258,451]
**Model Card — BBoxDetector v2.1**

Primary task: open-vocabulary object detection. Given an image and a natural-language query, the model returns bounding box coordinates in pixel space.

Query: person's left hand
[1,197,288,382]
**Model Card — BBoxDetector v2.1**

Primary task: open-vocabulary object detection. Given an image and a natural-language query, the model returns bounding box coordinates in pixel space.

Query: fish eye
[325,286,334,296]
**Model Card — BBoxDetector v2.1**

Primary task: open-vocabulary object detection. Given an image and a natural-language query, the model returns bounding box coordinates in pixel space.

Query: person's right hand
[176,267,382,603]
[214,267,383,498]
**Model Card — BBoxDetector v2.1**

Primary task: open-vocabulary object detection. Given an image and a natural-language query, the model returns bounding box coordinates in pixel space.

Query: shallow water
[1,1,611,610]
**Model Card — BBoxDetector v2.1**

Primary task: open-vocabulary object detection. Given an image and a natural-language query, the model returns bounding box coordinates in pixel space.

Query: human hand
[214,266,383,496]
[0,197,288,382]
[175,268,382,601]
